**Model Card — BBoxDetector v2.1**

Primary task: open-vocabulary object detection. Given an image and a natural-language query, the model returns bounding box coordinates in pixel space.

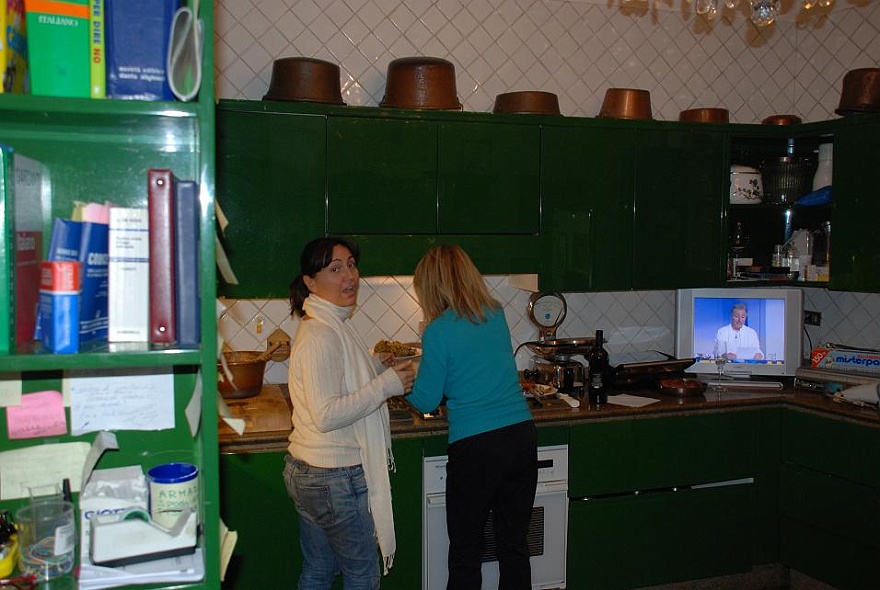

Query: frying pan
[613,351,696,387]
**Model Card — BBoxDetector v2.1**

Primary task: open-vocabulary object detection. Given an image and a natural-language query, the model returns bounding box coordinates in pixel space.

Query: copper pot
[263,57,345,104]
[836,67,880,116]
[218,351,267,399]
[598,88,652,120]
[380,57,462,110]
[679,107,729,123]
[762,114,802,125]
[493,91,561,115]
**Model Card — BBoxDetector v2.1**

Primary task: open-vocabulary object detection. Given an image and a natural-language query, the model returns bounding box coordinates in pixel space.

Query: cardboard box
[810,345,880,376]
[1,0,28,93]
[39,260,81,354]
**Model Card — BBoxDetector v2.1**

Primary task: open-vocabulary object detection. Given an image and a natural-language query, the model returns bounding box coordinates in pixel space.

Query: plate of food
[372,340,422,360]
[520,379,557,397]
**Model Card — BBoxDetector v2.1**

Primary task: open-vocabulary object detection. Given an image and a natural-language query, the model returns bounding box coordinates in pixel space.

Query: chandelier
[691,0,834,26]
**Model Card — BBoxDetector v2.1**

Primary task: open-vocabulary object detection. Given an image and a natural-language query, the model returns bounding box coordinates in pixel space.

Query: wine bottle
[587,329,609,405]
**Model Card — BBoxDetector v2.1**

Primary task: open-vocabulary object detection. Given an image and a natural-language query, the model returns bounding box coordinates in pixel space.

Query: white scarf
[302,295,396,574]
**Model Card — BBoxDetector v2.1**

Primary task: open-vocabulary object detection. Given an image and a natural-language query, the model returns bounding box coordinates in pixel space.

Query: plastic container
[813,143,833,190]
[761,157,814,204]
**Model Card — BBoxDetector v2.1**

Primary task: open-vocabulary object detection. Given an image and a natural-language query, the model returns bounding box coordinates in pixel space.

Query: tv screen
[675,287,804,378]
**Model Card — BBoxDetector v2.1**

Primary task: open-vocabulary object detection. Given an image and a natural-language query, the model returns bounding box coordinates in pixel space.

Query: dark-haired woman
[284,237,415,589]
[406,244,537,590]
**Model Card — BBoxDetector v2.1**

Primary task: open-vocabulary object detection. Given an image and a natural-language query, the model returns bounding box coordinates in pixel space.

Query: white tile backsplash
[213,0,880,383]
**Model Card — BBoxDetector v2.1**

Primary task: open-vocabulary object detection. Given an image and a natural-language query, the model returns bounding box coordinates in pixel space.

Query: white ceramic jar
[730,165,763,204]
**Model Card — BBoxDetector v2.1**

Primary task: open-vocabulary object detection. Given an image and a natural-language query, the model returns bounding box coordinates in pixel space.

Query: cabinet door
[568,484,753,590]
[438,121,540,234]
[216,109,327,298]
[540,124,635,291]
[830,116,880,291]
[327,117,437,234]
[633,126,725,288]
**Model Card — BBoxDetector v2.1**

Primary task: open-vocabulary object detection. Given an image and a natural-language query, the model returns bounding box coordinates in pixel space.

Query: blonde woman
[407,244,537,590]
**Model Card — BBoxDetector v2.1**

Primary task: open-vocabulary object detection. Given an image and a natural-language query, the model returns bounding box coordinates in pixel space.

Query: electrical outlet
[804,310,822,326]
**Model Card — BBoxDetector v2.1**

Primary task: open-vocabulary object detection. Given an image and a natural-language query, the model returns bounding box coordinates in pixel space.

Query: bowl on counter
[218,351,267,399]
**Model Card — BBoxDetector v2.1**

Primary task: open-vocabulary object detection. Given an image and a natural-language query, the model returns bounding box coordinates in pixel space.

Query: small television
[675,287,804,379]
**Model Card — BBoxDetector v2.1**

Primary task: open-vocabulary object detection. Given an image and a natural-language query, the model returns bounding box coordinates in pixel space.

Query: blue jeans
[283,455,380,590]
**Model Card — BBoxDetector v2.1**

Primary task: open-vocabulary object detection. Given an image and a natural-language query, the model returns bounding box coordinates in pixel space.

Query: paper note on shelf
[68,368,174,435]
[607,394,661,408]
[218,396,245,435]
[5,390,67,439]
[0,441,90,500]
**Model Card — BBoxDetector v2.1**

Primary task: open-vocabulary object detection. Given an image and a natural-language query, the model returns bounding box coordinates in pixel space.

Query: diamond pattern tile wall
[215,0,879,122]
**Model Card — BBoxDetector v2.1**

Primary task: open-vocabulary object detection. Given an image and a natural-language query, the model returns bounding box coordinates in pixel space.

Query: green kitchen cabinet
[540,122,636,291]
[568,482,754,590]
[216,103,327,298]
[779,410,880,589]
[327,116,438,235]
[219,437,424,590]
[633,125,726,289]
[567,411,766,589]
[0,3,220,587]
[828,113,880,292]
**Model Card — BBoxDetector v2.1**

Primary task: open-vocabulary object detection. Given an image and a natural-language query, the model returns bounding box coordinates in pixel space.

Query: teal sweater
[406,307,531,444]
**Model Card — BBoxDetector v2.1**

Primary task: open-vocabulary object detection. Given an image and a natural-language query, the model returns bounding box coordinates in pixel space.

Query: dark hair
[289,237,360,317]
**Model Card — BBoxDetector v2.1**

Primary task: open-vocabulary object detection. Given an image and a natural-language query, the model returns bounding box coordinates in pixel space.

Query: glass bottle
[586,329,609,406]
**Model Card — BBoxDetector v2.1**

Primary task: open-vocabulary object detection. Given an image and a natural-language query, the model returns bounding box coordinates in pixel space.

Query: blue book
[174,179,199,347]
[104,0,181,100]
[35,218,109,344]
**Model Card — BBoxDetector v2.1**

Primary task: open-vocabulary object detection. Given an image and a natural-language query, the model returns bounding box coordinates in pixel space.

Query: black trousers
[445,420,538,590]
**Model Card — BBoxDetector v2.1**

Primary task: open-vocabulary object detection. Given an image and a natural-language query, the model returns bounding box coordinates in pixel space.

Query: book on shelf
[0,145,50,351]
[107,207,149,343]
[39,260,81,354]
[0,147,11,352]
[23,0,91,98]
[35,217,109,345]
[104,0,180,100]
[147,169,176,345]
[174,178,199,347]
[89,0,105,99]
[1,0,28,94]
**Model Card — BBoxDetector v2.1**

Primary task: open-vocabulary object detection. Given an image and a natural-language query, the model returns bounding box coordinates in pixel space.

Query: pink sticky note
[6,390,68,440]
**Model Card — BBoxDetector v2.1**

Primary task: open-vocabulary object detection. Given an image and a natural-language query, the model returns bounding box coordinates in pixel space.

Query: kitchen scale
[520,292,590,392]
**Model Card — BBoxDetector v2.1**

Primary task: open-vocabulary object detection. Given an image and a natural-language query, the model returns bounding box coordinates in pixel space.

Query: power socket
[804,310,822,326]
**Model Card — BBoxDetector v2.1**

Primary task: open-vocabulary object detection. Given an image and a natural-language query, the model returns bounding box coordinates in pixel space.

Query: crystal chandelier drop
[692,0,835,26]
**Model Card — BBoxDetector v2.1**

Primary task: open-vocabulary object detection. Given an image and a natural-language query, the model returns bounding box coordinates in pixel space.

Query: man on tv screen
[714,303,764,361]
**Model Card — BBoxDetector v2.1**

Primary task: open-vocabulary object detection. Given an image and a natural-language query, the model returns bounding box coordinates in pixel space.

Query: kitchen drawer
[568,411,757,497]
[568,483,753,590]
[782,410,880,488]
[781,518,880,590]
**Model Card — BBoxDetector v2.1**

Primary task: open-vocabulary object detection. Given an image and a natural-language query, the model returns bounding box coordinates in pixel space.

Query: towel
[302,295,396,574]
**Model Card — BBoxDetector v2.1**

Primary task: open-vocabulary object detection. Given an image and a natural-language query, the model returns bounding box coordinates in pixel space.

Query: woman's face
[305,245,360,307]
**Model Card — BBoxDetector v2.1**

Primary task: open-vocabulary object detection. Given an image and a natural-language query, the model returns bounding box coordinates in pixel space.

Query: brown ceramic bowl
[679,107,729,123]
[836,67,880,116]
[380,57,462,110]
[217,351,266,399]
[598,88,652,120]
[762,114,802,125]
[493,91,561,115]
[263,57,345,104]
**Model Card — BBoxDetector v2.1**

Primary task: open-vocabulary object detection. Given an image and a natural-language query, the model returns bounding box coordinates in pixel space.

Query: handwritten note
[68,368,175,436]
[6,390,67,439]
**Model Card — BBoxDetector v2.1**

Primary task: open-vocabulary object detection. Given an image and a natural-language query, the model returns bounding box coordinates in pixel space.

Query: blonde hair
[413,244,500,324]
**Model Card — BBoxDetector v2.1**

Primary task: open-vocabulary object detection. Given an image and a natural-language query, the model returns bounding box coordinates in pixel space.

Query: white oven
[423,445,568,590]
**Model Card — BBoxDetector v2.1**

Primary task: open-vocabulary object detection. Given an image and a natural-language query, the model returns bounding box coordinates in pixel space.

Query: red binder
[147,169,177,345]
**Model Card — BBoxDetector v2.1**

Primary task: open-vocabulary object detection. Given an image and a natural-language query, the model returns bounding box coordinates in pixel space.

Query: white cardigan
[287,294,403,573]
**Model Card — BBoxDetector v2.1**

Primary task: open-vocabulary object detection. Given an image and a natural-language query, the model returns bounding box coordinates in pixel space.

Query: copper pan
[493,91,561,115]
[679,107,729,123]
[836,67,880,116]
[762,114,802,125]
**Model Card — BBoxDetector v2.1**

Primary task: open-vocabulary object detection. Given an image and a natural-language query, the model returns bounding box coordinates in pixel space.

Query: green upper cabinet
[328,117,437,234]
[216,104,327,298]
[540,122,635,292]
[438,121,540,234]
[633,125,725,289]
[829,114,880,292]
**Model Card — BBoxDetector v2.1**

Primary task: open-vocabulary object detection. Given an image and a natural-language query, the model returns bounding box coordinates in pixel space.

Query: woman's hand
[393,360,416,393]
[376,351,394,367]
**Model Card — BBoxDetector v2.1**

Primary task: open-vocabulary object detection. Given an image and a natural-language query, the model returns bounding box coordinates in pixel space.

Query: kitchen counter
[218,382,880,454]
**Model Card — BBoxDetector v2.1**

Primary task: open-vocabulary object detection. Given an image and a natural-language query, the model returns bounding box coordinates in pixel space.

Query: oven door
[423,480,568,590]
